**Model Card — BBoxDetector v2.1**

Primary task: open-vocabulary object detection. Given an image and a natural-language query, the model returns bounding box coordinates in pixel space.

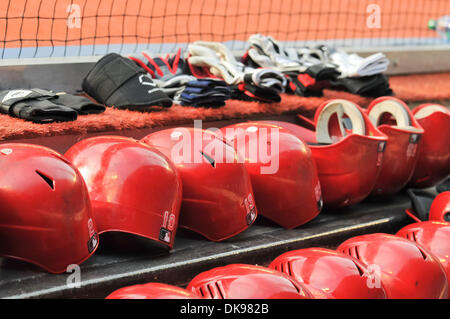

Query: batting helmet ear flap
[368,98,413,128]
[315,99,366,144]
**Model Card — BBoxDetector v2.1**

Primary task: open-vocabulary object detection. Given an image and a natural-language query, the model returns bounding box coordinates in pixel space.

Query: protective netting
[1,0,449,59]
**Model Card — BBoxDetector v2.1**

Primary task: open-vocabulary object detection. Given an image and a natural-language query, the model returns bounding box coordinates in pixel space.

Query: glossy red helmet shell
[220,122,322,228]
[396,221,450,296]
[187,264,313,299]
[429,192,450,222]
[0,143,99,273]
[65,136,182,249]
[338,233,448,299]
[106,283,200,299]
[409,104,450,188]
[264,99,387,207]
[269,247,387,299]
[141,128,257,242]
[366,97,424,196]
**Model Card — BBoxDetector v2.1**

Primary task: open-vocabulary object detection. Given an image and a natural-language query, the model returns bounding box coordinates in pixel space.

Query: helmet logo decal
[314,183,322,202]
[159,211,176,244]
[0,148,13,155]
[376,141,386,166]
[87,218,98,253]
[243,193,257,225]
[406,133,420,158]
[315,183,323,212]
[138,74,160,94]
[377,141,387,153]
[1,89,32,103]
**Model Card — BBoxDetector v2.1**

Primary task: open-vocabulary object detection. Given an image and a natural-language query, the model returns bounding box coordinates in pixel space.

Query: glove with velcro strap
[285,63,339,97]
[129,49,198,98]
[130,48,233,108]
[330,74,393,97]
[82,53,172,110]
[230,83,281,103]
[130,49,231,108]
[187,41,285,102]
[245,34,305,73]
[174,79,231,107]
[52,93,105,115]
[242,70,286,94]
[177,91,228,108]
[0,88,78,123]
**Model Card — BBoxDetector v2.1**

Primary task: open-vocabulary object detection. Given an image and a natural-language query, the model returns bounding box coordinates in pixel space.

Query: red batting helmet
[220,122,322,228]
[338,233,448,299]
[65,136,182,249]
[187,264,313,299]
[141,127,257,242]
[269,247,387,299]
[397,221,450,296]
[0,143,99,273]
[106,282,200,299]
[408,104,450,188]
[367,97,424,196]
[264,99,387,207]
[429,192,450,222]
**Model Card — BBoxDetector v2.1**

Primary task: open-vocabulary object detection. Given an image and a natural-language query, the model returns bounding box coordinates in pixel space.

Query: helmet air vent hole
[215,281,225,299]
[286,262,293,276]
[416,246,428,260]
[35,170,55,190]
[198,286,206,297]
[352,261,365,276]
[291,281,302,294]
[350,246,361,260]
[206,284,215,298]
[200,151,216,168]
[205,282,224,299]
[407,231,418,242]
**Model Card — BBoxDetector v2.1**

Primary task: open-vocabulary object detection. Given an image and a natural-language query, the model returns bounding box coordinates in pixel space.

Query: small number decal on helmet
[159,211,176,244]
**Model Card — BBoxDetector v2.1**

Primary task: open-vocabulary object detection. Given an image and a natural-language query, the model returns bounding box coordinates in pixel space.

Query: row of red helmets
[107,220,450,299]
[0,97,448,273]
[0,126,318,273]
[265,97,449,205]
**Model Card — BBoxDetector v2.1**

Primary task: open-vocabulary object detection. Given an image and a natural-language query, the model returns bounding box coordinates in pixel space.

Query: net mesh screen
[1,0,449,59]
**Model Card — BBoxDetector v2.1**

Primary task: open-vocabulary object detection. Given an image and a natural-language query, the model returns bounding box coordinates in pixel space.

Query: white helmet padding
[316,99,366,144]
[414,104,450,120]
[368,98,415,131]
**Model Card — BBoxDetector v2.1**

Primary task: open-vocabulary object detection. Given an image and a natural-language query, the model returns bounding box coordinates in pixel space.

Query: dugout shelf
[0,192,416,299]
